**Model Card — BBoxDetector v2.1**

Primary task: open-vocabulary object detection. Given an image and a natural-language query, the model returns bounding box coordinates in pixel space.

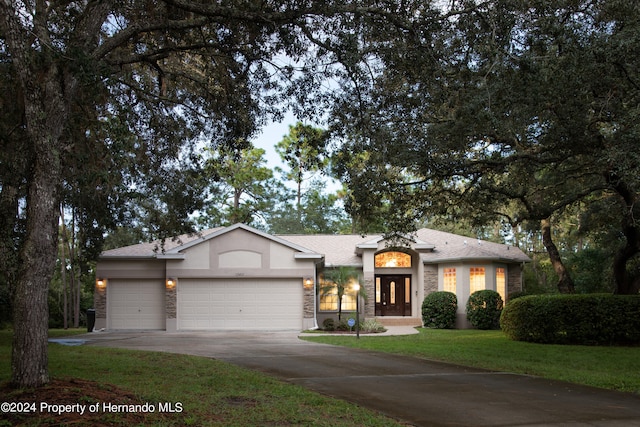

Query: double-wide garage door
[178,278,302,330]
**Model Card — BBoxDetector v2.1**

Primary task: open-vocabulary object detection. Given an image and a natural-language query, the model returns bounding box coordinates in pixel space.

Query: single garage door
[107,280,166,330]
[177,279,302,330]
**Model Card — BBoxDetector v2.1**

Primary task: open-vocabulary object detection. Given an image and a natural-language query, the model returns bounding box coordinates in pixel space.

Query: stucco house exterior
[95,223,529,331]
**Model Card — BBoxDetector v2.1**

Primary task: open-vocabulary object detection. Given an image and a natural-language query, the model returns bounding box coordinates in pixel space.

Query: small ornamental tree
[322,267,362,322]
[466,290,503,330]
[421,291,457,329]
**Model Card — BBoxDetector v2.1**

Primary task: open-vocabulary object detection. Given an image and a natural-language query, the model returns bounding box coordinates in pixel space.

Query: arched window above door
[375,251,412,268]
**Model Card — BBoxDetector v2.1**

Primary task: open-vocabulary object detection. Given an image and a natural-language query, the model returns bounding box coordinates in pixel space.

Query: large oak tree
[332,0,640,294]
[0,0,442,388]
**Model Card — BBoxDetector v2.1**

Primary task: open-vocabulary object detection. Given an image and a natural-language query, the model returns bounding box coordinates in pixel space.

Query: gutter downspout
[312,260,321,330]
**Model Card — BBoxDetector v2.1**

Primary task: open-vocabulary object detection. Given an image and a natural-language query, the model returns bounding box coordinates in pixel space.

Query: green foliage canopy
[330,0,640,294]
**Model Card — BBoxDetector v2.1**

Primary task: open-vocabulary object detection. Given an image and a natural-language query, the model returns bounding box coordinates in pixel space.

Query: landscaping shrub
[361,319,386,333]
[336,319,351,331]
[500,294,640,345]
[507,291,528,301]
[422,291,457,329]
[466,290,503,330]
[322,318,335,331]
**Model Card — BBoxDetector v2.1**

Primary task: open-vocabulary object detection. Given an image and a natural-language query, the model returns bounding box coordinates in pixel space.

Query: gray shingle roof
[414,229,530,263]
[100,225,529,264]
[275,234,373,266]
[100,228,222,258]
[282,229,529,266]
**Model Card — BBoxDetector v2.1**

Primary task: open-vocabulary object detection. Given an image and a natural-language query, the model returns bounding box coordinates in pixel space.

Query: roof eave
[98,255,158,260]
[294,253,324,260]
[423,256,530,264]
[156,254,186,260]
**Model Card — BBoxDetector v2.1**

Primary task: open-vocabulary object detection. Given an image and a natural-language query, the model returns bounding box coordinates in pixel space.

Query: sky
[253,112,294,170]
[253,111,341,193]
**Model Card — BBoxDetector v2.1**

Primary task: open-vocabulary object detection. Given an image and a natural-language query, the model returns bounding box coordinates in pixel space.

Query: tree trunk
[612,241,639,295]
[71,211,80,328]
[12,147,61,388]
[607,175,640,295]
[0,181,20,316]
[60,231,68,330]
[8,62,68,389]
[541,217,575,293]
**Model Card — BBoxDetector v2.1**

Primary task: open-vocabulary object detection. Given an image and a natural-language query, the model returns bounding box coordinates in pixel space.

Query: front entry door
[375,275,411,316]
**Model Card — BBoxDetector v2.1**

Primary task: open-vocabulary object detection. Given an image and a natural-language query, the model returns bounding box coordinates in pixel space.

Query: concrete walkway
[75,329,640,427]
[299,325,420,337]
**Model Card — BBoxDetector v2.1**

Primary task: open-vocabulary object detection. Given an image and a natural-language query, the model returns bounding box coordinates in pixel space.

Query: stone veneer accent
[424,265,438,296]
[94,284,106,320]
[303,285,314,318]
[166,285,176,319]
[364,276,375,318]
[507,264,523,297]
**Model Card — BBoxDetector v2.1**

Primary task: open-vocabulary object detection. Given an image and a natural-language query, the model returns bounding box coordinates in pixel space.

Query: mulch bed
[1,378,167,426]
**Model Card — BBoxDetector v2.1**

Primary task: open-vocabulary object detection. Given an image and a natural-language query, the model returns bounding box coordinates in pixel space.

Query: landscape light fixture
[353,283,360,339]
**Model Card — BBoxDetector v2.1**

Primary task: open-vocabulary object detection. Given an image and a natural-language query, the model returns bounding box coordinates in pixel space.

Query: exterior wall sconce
[166,278,176,289]
[96,278,106,289]
[304,278,314,289]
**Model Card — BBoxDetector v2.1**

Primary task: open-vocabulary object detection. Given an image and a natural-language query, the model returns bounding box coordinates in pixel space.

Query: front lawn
[303,328,640,394]
[0,330,404,426]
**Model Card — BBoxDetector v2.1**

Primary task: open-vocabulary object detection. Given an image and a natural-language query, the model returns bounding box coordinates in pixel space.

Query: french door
[375,275,411,316]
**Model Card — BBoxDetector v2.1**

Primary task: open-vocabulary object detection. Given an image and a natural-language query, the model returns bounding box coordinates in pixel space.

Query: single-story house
[94,223,530,331]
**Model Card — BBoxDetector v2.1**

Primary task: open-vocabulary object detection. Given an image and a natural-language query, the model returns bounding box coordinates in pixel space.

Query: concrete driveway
[76,330,640,427]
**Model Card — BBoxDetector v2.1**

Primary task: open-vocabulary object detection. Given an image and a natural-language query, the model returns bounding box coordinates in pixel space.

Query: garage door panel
[178,279,302,330]
[108,280,165,330]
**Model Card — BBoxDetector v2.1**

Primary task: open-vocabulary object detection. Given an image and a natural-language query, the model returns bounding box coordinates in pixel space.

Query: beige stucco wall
[178,241,210,269]
[97,227,318,331]
[429,261,523,328]
[96,259,166,279]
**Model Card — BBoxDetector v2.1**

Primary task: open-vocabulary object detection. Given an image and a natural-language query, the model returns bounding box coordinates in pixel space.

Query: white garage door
[177,279,302,330]
[107,280,165,330]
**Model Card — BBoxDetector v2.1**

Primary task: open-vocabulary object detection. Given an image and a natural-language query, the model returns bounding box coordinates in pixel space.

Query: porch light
[96,278,106,289]
[166,278,176,289]
[304,278,314,289]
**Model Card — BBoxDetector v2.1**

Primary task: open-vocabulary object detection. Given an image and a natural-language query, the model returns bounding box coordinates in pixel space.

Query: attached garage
[107,280,166,330]
[177,278,303,330]
[96,224,320,332]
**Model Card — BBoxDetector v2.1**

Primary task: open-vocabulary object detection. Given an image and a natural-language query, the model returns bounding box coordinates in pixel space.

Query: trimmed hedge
[422,291,457,329]
[466,290,503,330]
[500,294,640,345]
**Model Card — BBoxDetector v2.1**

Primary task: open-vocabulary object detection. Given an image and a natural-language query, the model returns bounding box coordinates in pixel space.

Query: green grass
[303,328,640,394]
[0,330,404,426]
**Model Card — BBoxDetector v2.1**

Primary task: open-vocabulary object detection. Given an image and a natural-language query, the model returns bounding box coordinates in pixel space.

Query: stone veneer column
[166,285,176,319]
[423,265,438,296]
[303,284,314,318]
[94,283,106,323]
[165,281,177,332]
[507,264,524,297]
[364,276,375,318]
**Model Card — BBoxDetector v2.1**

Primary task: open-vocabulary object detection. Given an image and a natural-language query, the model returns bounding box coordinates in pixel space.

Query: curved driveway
[80,330,640,427]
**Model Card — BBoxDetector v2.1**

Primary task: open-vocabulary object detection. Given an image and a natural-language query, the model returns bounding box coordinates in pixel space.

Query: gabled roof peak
[355,233,435,254]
